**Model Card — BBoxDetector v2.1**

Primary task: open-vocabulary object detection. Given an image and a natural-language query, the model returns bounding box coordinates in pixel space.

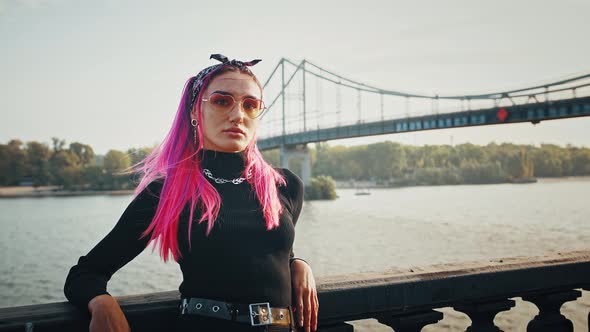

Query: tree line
[263,142,590,186]
[0,138,153,190]
[1,138,589,190]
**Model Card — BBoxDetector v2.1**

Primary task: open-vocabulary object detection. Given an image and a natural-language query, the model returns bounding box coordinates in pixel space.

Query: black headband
[189,54,262,111]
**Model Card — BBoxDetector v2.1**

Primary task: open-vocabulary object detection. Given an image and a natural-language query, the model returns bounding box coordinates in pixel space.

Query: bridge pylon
[279,144,311,186]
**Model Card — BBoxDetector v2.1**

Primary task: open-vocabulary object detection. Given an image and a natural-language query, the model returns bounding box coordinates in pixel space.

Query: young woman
[64,54,319,332]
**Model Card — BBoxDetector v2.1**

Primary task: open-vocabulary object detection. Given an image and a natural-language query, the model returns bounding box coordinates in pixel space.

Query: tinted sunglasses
[202,92,266,119]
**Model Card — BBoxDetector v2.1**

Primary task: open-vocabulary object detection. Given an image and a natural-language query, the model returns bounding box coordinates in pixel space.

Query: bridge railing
[1,250,588,332]
[257,95,590,150]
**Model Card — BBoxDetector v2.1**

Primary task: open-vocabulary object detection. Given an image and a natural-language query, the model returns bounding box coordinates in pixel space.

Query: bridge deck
[258,96,590,150]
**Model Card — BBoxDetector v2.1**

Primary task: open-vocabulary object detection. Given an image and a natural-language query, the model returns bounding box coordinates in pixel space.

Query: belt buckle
[249,302,272,326]
[179,298,188,315]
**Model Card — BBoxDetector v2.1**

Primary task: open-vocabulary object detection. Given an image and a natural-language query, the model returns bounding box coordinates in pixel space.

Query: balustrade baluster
[522,289,581,332]
[454,298,515,332]
[375,310,443,332]
[583,285,590,332]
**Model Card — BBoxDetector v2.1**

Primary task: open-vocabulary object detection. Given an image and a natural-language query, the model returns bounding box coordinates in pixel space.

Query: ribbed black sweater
[63,150,304,311]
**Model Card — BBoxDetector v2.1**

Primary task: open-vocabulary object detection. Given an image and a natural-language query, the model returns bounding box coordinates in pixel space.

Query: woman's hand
[291,259,319,332]
[88,294,131,332]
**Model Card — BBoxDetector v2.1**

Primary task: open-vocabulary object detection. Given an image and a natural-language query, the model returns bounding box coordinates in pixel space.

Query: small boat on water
[355,187,371,196]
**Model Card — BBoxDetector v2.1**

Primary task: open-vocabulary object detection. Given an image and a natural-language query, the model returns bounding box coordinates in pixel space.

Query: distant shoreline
[2,176,589,198]
[0,186,134,198]
[336,175,590,189]
[335,178,537,189]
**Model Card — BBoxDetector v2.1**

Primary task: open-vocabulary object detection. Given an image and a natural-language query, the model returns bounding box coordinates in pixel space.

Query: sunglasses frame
[201,92,267,119]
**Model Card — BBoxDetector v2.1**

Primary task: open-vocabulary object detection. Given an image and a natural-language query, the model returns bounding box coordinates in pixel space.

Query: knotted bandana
[189,54,262,111]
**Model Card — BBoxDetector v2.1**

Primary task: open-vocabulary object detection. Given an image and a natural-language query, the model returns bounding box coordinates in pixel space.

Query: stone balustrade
[1,250,588,332]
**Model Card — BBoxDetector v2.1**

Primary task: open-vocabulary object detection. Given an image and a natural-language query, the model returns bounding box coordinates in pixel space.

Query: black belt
[179,297,293,328]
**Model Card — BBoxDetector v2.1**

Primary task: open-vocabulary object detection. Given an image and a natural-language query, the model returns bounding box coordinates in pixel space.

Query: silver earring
[191,119,198,146]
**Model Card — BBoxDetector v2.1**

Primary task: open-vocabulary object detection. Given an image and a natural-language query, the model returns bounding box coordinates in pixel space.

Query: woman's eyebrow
[211,90,259,99]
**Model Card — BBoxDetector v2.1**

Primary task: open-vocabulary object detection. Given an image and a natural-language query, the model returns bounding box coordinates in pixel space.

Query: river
[1,177,588,331]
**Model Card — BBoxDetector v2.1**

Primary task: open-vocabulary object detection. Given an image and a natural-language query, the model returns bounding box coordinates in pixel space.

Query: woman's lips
[223,128,245,137]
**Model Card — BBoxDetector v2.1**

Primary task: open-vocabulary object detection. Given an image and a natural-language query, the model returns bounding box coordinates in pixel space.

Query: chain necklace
[203,168,252,185]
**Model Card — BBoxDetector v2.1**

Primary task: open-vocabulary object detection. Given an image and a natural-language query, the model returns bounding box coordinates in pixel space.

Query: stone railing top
[316,249,590,290]
[1,250,589,330]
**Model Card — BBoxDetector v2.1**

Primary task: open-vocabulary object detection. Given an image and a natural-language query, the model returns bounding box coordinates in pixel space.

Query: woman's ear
[190,105,198,121]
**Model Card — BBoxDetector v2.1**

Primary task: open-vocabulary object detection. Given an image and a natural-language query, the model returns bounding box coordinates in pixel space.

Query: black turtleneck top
[64,150,304,311]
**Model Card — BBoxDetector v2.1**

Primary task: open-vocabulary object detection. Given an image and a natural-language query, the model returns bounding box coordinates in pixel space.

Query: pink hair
[126,66,285,263]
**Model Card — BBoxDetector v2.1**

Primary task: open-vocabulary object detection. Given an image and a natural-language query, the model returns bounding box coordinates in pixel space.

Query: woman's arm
[283,169,307,267]
[291,259,318,332]
[63,181,162,311]
[87,294,131,332]
[281,169,319,332]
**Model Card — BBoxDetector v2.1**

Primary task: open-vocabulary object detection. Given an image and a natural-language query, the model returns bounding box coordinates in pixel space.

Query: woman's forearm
[88,294,118,314]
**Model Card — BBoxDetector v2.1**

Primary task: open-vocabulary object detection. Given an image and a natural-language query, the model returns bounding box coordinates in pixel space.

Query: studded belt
[179,297,293,327]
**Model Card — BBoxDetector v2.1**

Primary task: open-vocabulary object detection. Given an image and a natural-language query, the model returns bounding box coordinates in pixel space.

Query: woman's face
[192,71,261,153]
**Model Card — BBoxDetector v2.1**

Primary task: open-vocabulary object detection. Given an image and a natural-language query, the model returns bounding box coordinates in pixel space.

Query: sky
[1,0,589,154]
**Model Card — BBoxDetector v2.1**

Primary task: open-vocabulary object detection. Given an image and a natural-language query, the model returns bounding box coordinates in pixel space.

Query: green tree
[305,175,337,200]
[3,140,28,185]
[49,149,80,186]
[403,145,420,169]
[532,144,564,177]
[103,150,132,190]
[104,150,131,173]
[61,166,85,190]
[51,137,66,153]
[361,142,407,179]
[313,145,350,179]
[460,160,505,183]
[570,147,590,175]
[127,147,155,166]
[0,144,7,185]
[69,142,95,167]
[26,141,52,187]
[347,146,368,179]
[82,166,107,190]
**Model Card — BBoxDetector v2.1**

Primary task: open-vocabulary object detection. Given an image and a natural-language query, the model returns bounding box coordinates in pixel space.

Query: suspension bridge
[257,58,590,184]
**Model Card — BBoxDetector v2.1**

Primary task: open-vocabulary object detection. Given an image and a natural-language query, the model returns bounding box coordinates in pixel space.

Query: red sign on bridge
[497,108,508,122]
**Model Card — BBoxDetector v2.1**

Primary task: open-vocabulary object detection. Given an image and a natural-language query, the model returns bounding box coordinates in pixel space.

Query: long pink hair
[127,66,285,263]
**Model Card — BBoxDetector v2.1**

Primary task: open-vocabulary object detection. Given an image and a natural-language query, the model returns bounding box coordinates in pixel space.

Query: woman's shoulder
[146,178,165,191]
[273,168,304,219]
[274,168,303,202]
[274,168,303,189]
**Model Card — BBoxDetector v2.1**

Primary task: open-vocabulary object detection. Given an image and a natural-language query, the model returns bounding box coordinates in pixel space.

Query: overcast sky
[1,0,589,154]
